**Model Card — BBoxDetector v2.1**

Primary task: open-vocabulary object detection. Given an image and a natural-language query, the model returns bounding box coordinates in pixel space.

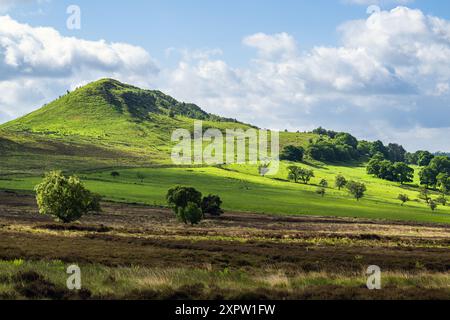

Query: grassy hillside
[0,79,311,175]
[1,162,449,224]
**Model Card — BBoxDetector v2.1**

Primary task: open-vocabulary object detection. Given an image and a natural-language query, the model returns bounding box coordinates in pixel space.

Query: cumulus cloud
[160,7,450,151]
[0,15,159,119]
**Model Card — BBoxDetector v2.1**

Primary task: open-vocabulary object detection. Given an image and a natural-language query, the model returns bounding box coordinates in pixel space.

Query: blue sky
[1,0,450,151]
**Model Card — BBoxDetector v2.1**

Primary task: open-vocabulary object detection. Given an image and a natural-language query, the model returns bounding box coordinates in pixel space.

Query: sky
[1,0,450,151]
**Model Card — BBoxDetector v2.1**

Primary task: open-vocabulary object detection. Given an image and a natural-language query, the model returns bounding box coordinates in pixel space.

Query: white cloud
[160,7,450,151]
[0,15,159,119]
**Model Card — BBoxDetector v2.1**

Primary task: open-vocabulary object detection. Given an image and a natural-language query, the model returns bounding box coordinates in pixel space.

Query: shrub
[35,171,102,223]
[346,181,367,201]
[111,171,120,178]
[136,172,145,183]
[201,194,223,216]
[319,179,328,188]
[167,186,202,210]
[436,195,447,206]
[335,175,347,190]
[280,145,305,162]
[167,186,203,224]
[316,188,326,197]
[398,194,409,206]
[178,202,203,225]
[429,200,438,212]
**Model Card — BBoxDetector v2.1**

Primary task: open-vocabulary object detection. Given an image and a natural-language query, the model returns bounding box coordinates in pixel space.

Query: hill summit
[0,79,253,168]
[1,78,240,134]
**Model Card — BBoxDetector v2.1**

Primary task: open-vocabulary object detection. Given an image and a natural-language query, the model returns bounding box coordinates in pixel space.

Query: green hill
[0,79,275,174]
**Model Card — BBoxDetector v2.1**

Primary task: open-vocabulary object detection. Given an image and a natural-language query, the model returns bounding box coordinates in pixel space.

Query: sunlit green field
[1,160,449,224]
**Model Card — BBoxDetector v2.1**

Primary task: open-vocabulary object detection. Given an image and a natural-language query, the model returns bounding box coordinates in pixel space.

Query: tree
[111,171,120,178]
[136,172,145,183]
[316,188,326,197]
[319,179,328,188]
[334,133,358,149]
[346,181,367,201]
[335,175,347,190]
[280,145,305,162]
[166,186,202,221]
[429,156,450,175]
[436,195,447,206]
[429,200,438,212]
[35,171,102,223]
[398,194,409,206]
[387,143,406,162]
[298,168,315,184]
[417,151,434,166]
[201,194,223,216]
[288,166,314,184]
[178,202,203,225]
[392,162,414,184]
[419,167,438,188]
[287,166,301,183]
[437,173,450,195]
[419,188,431,204]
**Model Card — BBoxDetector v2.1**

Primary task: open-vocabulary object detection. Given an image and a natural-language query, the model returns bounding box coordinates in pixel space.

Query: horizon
[1,1,450,152]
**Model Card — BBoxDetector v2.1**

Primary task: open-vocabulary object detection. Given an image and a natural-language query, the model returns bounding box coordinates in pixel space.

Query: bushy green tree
[280,145,305,162]
[319,179,328,188]
[166,186,202,211]
[346,181,367,201]
[335,175,347,190]
[419,167,438,188]
[35,171,101,223]
[178,202,203,225]
[201,194,223,216]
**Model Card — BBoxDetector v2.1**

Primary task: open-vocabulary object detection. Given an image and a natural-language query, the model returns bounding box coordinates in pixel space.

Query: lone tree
[166,186,203,224]
[398,194,410,206]
[429,200,438,212]
[335,175,347,190]
[316,187,326,197]
[136,172,145,183]
[319,179,328,188]
[111,171,120,178]
[35,171,101,223]
[201,194,224,216]
[346,181,367,201]
[299,168,314,184]
[419,188,431,204]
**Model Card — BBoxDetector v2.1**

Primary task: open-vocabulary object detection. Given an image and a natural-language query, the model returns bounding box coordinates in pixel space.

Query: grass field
[1,161,449,224]
[1,191,450,300]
